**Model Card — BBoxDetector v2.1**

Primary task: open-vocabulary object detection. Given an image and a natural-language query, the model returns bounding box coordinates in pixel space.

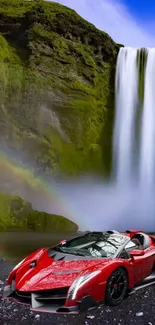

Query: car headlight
[67,270,101,300]
[12,258,26,271]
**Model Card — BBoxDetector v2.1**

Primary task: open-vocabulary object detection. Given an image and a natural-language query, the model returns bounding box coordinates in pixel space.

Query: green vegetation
[0,0,120,177]
[0,190,78,232]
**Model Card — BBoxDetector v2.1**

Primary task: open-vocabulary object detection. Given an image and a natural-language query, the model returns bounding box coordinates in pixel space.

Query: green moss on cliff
[0,0,118,176]
[0,190,78,232]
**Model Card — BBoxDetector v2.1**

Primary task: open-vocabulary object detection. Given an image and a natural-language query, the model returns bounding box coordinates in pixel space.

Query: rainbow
[0,149,86,229]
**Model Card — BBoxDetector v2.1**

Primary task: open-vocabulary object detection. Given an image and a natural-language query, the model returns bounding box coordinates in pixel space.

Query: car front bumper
[3,283,97,314]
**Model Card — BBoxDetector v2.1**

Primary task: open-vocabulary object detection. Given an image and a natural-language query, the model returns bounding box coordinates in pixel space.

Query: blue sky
[51,0,155,47]
[122,0,155,20]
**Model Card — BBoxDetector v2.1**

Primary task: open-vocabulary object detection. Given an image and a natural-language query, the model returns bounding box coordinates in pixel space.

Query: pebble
[86,315,95,319]
[35,314,40,320]
[135,312,144,317]
[0,258,5,262]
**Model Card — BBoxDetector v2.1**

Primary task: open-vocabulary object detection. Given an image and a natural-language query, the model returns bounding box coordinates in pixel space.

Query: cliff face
[0,0,119,177]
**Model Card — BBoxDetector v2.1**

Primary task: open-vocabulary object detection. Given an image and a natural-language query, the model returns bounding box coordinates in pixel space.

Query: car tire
[105,267,128,306]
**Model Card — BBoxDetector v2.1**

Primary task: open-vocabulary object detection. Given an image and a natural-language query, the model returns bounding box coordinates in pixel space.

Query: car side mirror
[130,249,144,257]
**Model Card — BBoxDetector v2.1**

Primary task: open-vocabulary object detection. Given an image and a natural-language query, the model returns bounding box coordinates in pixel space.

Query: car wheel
[105,267,128,306]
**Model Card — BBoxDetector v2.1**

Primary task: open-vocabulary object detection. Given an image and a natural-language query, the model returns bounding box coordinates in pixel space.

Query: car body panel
[15,258,111,291]
[131,247,155,283]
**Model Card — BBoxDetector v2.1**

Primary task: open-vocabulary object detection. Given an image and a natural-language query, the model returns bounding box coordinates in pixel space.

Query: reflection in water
[0,232,77,263]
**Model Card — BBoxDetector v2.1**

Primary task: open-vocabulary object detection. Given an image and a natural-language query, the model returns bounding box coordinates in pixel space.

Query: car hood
[15,255,111,291]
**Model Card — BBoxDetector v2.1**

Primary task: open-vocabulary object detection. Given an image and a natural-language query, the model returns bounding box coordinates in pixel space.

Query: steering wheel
[88,244,108,257]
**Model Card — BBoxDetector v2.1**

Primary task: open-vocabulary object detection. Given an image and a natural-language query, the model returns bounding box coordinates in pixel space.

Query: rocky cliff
[0,190,78,232]
[0,0,120,177]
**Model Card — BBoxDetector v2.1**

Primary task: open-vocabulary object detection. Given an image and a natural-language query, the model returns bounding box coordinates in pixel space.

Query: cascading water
[113,47,138,184]
[140,48,155,188]
[113,47,155,189]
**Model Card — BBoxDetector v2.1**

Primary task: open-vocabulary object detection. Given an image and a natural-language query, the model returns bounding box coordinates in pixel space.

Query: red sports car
[3,230,155,314]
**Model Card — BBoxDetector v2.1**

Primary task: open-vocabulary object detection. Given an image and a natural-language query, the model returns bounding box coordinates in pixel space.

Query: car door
[125,241,154,284]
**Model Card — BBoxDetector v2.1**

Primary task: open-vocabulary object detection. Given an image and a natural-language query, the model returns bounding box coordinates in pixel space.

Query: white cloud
[51,0,155,47]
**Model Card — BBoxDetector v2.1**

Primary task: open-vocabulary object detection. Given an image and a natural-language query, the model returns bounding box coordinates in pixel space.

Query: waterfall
[54,47,155,231]
[113,47,155,189]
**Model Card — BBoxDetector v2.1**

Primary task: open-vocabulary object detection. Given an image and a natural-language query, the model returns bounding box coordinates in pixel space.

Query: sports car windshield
[54,232,128,258]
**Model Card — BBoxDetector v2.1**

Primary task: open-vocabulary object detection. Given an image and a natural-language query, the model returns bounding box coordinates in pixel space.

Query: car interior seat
[131,233,150,250]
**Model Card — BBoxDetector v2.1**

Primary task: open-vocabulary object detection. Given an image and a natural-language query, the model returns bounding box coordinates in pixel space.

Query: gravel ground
[0,258,155,325]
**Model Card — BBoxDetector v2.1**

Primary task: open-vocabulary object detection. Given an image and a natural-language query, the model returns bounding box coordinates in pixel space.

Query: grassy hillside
[0,190,78,232]
[0,0,120,177]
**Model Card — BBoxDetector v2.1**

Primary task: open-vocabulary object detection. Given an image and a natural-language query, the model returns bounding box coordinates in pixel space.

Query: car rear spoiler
[126,230,155,242]
[125,230,144,237]
[150,235,155,243]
